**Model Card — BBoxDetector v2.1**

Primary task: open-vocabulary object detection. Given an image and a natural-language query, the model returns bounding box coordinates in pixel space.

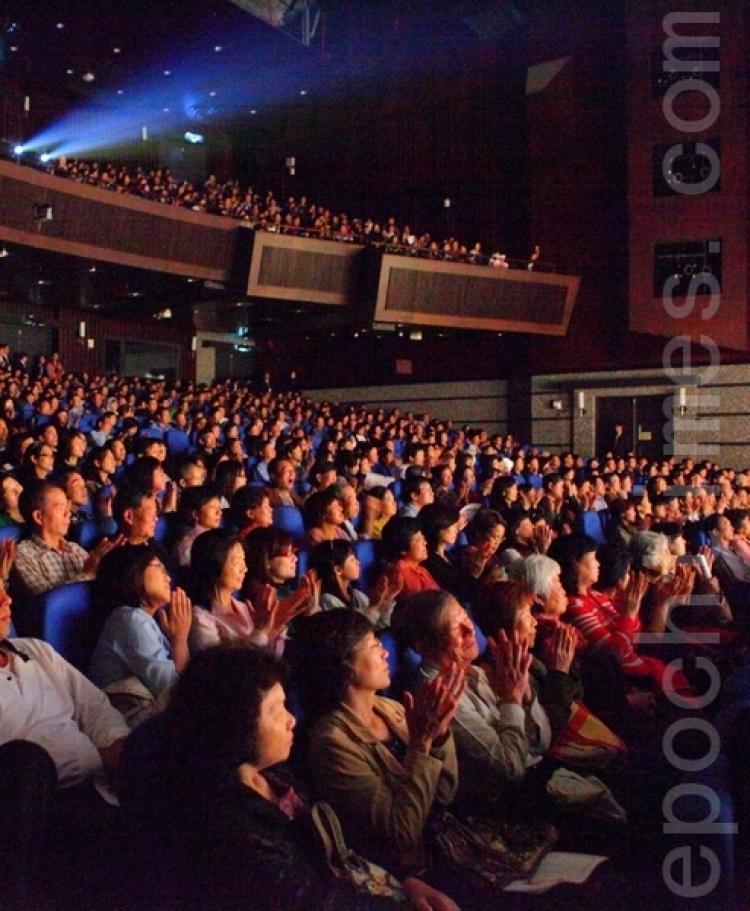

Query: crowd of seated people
[0,349,749,909]
[43,156,543,270]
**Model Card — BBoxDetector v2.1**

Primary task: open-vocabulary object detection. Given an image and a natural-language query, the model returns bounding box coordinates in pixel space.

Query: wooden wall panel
[247,231,365,305]
[0,159,237,279]
[374,255,579,335]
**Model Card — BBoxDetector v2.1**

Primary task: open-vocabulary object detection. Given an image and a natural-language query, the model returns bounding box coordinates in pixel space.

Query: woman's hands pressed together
[403,662,465,754]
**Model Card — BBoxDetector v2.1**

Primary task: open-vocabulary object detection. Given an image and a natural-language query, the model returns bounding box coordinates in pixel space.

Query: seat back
[71,516,118,550]
[576,510,606,545]
[296,547,311,581]
[353,539,380,590]
[0,524,22,544]
[165,429,191,455]
[272,505,306,541]
[16,582,99,672]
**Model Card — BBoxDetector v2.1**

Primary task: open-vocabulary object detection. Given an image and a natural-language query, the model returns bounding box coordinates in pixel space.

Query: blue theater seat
[13,581,100,672]
[272,505,305,541]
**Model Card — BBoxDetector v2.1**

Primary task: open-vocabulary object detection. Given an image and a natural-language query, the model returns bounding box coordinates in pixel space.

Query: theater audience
[397,474,435,518]
[0,350,749,907]
[48,155,538,275]
[459,508,506,586]
[365,484,398,540]
[267,457,304,508]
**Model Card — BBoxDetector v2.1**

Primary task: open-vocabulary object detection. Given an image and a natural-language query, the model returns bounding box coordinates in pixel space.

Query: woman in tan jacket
[294,610,463,881]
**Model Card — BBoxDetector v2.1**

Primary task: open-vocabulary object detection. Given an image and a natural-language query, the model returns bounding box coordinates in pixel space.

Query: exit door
[596,395,671,462]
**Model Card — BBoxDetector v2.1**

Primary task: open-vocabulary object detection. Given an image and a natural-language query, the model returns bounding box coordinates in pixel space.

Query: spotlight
[82,71,95,82]
[163,69,171,76]
[184,132,204,144]
[13,145,24,155]
[40,153,51,163]
[214,45,222,52]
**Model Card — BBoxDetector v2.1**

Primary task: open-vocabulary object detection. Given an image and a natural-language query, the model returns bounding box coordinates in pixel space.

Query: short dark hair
[229,485,270,530]
[19,479,64,526]
[165,645,287,784]
[726,509,749,533]
[124,455,161,491]
[474,579,535,639]
[489,475,517,507]
[596,543,631,589]
[542,472,561,491]
[179,484,221,524]
[391,589,454,653]
[547,533,598,595]
[50,465,85,489]
[289,610,373,719]
[401,476,429,506]
[303,487,340,529]
[466,508,505,545]
[113,486,153,528]
[96,543,163,614]
[381,515,422,562]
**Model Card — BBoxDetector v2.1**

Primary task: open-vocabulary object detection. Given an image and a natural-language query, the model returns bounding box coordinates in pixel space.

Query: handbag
[428,808,557,888]
[547,701,626,768]
[311,801,408,903]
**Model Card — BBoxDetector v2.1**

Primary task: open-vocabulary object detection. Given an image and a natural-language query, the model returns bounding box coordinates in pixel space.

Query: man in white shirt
[0,585,129,907]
